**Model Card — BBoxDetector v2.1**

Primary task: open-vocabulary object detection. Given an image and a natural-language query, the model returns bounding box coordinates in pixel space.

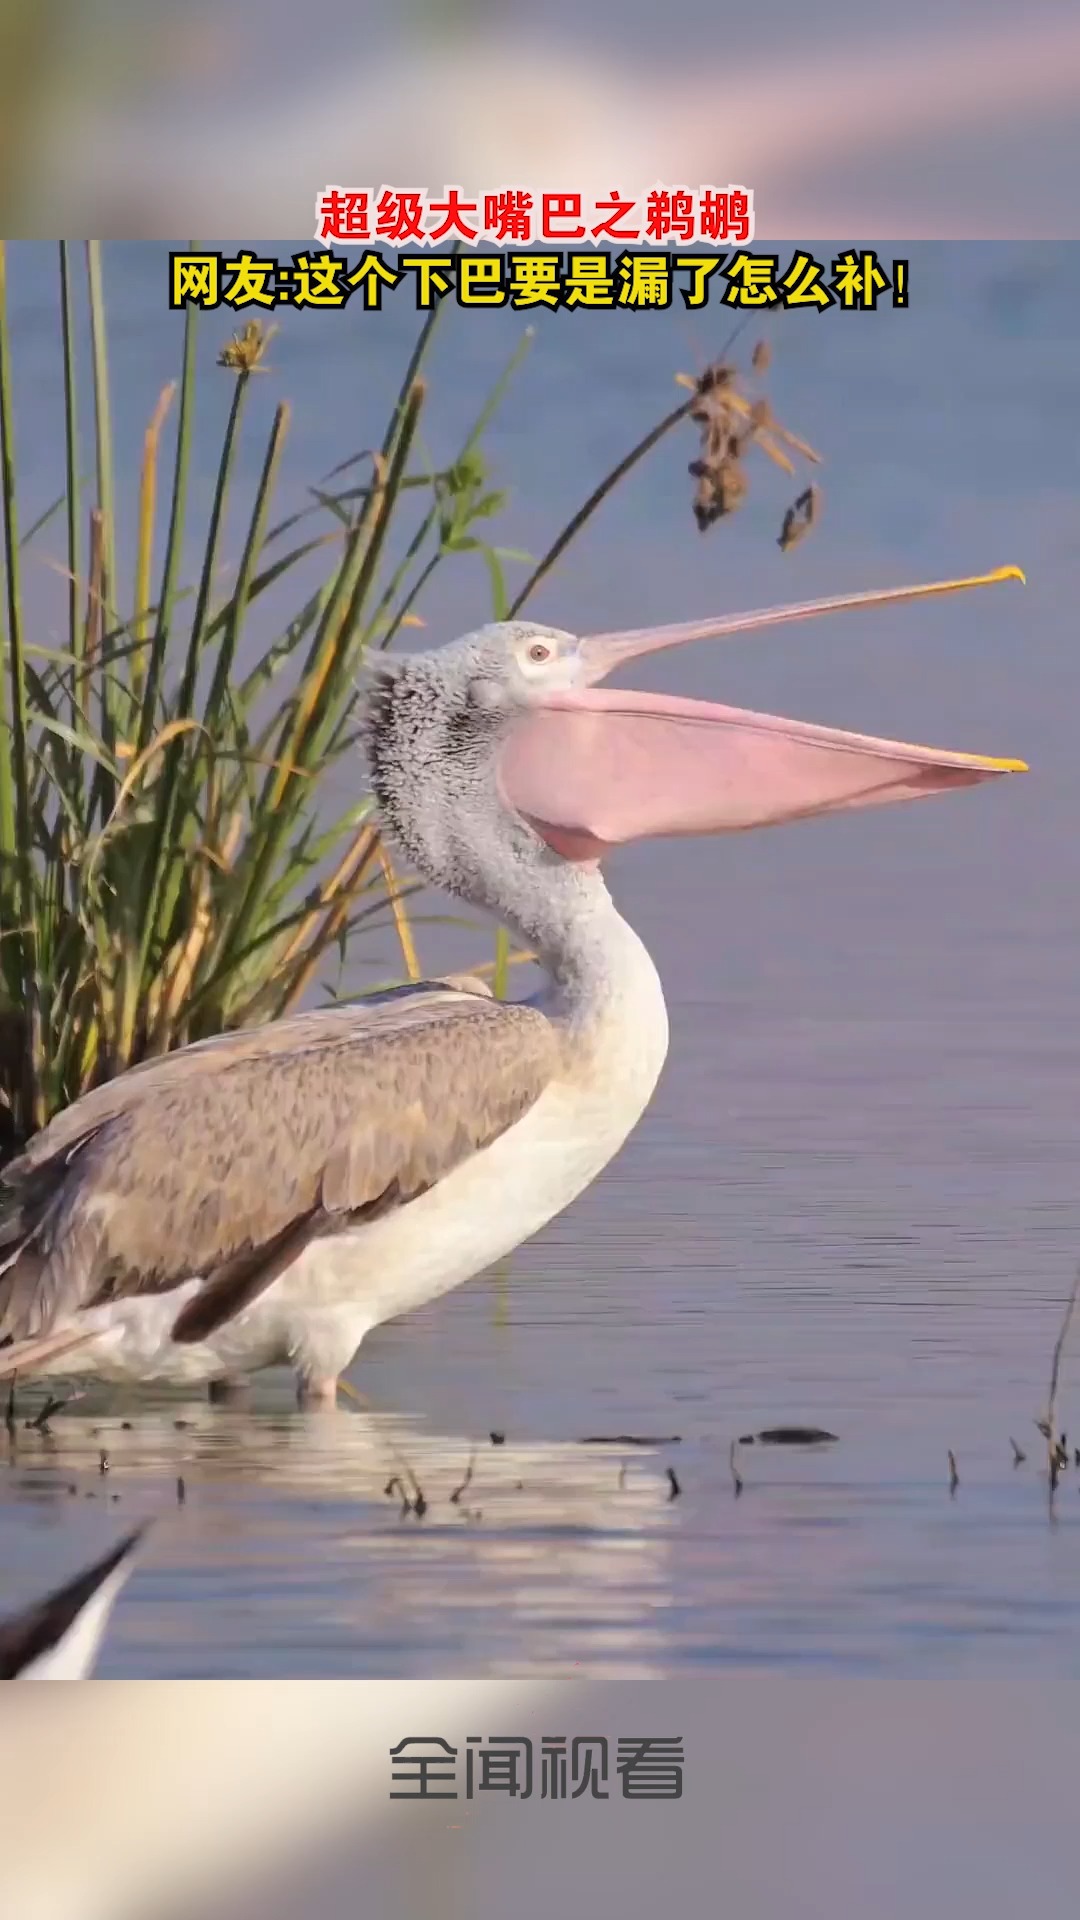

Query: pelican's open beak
[497,567,1028,861]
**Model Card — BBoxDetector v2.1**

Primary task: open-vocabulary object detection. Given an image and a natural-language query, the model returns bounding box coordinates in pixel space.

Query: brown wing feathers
[0,992,558,1349]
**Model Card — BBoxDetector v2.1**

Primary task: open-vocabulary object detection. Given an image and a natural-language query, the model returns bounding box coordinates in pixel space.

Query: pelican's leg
[295,1371,342,1410]
[294,1372,369,1410]
[292,1316,372,1411]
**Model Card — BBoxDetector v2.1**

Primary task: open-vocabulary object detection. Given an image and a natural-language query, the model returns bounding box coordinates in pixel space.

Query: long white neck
[479,855,670,1079]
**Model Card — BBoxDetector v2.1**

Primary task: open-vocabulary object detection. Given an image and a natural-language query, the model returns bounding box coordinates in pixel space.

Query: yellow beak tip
[936,749,1029,773]
[995,565,1026,586]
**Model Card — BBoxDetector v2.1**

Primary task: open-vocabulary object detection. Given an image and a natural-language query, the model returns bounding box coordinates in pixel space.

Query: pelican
[0,568,1026,1405]
[0,1526,146,1680]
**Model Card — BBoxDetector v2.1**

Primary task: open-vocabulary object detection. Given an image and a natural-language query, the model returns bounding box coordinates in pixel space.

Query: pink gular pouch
[497,566,1029,861]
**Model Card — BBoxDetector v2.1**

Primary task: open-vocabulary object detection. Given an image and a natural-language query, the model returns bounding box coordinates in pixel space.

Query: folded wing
[0,985,559,1350]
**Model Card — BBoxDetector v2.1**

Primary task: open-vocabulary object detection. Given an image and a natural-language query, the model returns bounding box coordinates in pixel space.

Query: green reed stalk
[0,242,42,1121]
[137,298,197,754]
[139,355,255,973]
[58,243,81,711]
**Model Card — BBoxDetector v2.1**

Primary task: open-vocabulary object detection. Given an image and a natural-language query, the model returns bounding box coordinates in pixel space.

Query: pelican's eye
[527,641,552,663]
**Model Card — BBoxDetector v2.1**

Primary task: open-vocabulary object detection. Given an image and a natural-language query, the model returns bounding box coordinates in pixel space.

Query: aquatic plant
[0,243,815,1151]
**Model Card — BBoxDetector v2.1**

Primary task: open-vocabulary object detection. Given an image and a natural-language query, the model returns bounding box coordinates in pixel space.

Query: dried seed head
[693,458,749,530]
[217,321,277,374]
[778,484,821,553]
[683,344,820,542]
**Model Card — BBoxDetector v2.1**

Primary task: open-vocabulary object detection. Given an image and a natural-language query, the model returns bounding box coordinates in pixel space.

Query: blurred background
[2,0,1080,236]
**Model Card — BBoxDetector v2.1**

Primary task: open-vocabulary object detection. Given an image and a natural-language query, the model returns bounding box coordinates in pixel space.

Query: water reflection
[0,1386,677,1677]
[3,1350,1080,1677]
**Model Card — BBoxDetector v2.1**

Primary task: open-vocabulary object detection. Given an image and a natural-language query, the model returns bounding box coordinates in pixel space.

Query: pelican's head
[363,567,1028,902]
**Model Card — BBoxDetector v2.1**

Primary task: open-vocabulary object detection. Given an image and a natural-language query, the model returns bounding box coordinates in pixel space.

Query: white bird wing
[0,1526,147,1680]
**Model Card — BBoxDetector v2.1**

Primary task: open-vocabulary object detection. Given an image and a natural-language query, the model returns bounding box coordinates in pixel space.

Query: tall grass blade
[204,401,291,731]
[132,383,177,700]
[84,242,121,789]
[0,243,40,1120]
[137,299,197,753]
[19,494,65,551]
[508,394,695,616]
[378,843,422,982]
[138,349,254,982]
[59,243,80,698]
[84,243,117,614]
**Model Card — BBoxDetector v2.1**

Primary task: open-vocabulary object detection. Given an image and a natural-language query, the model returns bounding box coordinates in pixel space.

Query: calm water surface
[0,241,1078,1675]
